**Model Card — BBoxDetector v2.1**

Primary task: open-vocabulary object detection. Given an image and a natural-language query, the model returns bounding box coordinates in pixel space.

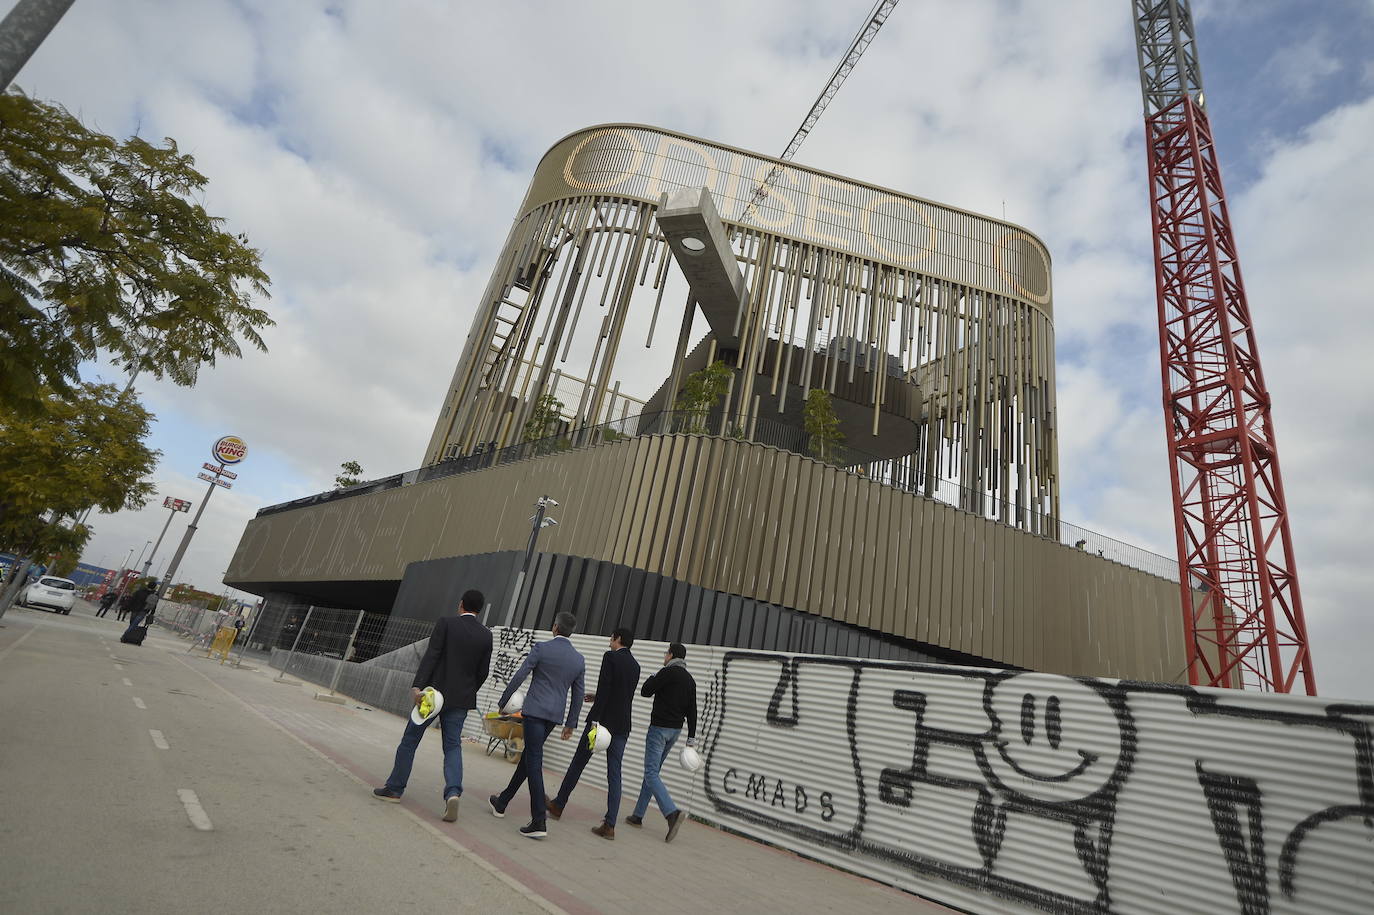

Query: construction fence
[266,613,1371,914]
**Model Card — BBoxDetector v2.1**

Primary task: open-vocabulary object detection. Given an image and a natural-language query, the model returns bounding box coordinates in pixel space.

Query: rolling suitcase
[120,621,148,646]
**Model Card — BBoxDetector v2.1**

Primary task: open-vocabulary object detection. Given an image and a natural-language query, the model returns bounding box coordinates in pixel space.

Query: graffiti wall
[473,631,1372,914]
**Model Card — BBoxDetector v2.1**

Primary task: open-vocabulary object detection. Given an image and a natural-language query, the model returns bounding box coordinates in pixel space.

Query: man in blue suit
[489,612,585,838]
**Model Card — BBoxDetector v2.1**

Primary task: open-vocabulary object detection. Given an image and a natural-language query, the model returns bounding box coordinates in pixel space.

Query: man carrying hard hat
[489,612,586,839]
[373,590,492,823]
[627,642,697,843]
[546,627,640,839]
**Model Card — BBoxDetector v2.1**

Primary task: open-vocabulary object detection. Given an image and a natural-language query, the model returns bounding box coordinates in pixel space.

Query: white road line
[122,678,133,687]
[176,789,213,831]
[132,697,147,710]
[149,729,170,750]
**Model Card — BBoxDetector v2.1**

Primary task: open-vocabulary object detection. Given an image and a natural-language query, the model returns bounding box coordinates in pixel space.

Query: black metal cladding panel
[369,550,987,667]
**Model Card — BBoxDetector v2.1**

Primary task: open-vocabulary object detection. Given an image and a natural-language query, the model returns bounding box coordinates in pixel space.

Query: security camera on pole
[502,495,558,627]
[156,436,246,603]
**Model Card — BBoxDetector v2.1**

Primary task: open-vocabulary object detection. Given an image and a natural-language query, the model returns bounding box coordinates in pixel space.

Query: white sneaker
[443,795,460,822]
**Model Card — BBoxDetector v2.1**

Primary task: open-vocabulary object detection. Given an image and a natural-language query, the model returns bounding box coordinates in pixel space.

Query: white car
[20,576,77,614]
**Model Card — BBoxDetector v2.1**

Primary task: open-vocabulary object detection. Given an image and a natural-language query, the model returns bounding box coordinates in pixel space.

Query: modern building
[226,125,1187,681]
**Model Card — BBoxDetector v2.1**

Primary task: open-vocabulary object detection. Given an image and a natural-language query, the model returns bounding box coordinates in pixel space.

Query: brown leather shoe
[591,821,615,840]
[546,799,563,820]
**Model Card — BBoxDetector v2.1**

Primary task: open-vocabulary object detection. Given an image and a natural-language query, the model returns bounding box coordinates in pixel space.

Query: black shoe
[488,795,506,818]
[665,809,684,843]
[625,814,643,828]
[373,787,402,803]
[519,820,548,839]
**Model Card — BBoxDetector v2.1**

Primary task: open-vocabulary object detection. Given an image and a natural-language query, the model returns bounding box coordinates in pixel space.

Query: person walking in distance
[373,590,492,822]
[488,612,585,839]
[547,627,640,839]
[627,642,697,843]
[95,591,118,618]
[118,581,158,642]
[115,588,134,622]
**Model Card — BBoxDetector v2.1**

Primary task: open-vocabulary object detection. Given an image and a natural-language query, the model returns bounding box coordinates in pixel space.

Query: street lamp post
[132,540,152,576]
[142,497,192,582]
[501,495,559,628]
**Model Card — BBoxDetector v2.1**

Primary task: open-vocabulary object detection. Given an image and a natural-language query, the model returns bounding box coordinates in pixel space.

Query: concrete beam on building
[656,187,746,347]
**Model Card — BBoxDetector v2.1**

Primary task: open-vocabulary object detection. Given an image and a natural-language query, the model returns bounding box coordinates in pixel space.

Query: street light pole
[156,473,221,602]
[0,0,76,92]
[502,496,558,628]
[131,540,152,577]
[142,498,190,581]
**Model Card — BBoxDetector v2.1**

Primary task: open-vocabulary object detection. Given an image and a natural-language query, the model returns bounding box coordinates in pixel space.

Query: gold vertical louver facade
[425,125,1059,529]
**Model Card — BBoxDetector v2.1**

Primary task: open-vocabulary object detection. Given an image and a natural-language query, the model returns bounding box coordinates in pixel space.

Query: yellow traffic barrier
[208,626,238,662]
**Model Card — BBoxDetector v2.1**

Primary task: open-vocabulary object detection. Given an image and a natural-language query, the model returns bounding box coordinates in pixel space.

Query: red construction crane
[1133,0,1316,693]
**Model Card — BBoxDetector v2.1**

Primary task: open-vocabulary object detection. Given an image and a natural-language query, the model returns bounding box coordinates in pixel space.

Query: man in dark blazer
[546,627,640,839]
[373,589,492,822]
[488,612,585,839]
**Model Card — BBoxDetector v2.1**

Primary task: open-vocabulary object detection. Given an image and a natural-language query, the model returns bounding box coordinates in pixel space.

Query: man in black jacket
[373,589,492,822]
[627,642,696,843]
[546,627,640,839]
[118,582,158,642]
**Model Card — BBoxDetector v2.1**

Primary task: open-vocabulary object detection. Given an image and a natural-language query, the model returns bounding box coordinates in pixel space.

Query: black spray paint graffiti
[491,627,536,685]
[703,654,1374,915]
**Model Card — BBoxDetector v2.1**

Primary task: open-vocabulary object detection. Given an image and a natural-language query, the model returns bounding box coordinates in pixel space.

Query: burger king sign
[212,435,248,466]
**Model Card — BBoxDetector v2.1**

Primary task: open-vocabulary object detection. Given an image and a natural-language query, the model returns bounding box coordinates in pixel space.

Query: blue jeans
[385,707,470,799]
[632,725,680,819]
[553,724,629,826]
[497,716,556,823]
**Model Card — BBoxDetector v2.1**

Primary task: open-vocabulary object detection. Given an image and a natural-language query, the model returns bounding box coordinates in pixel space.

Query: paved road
[0,602,953,914]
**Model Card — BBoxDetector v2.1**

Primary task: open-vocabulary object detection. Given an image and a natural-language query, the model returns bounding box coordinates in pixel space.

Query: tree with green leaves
[674,360,732,434]
[0,382,158,547]
[334,460,365,489]
[523,393,565,442]
[0,382,159,614]
[46,552,78,578]
[803,388,845,465]
[0,91,273,416]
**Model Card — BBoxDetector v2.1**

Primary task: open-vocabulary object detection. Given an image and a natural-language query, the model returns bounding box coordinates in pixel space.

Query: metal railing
[254,410,1179,582]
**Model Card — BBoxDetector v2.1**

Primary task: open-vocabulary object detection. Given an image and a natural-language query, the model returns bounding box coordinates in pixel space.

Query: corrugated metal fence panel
[272,630,1373,913]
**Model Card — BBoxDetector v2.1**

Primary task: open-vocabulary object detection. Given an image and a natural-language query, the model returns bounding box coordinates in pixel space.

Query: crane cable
[737,0,902,227]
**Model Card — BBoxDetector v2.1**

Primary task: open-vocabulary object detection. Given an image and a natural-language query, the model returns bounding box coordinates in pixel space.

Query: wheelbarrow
[482,712,524,761]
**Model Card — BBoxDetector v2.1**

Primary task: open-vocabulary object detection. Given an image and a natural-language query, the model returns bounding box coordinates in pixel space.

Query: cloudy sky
[22,0,1373,699]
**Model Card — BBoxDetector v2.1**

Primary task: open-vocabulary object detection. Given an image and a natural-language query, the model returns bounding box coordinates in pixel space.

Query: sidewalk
[169,623,954,914]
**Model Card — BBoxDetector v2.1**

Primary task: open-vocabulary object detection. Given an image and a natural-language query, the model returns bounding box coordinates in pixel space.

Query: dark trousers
[96,602,113,618]
[553,724,629,826]
[496,716,556,824]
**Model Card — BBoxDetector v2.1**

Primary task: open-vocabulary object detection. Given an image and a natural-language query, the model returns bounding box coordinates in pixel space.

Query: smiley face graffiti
[982,672,1131,805]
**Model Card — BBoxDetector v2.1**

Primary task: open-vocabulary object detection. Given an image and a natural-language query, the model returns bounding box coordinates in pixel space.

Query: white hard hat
[587,723,613,753]
[501,689,525,715]
[411,687,444,725]
[680,746,702,772]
